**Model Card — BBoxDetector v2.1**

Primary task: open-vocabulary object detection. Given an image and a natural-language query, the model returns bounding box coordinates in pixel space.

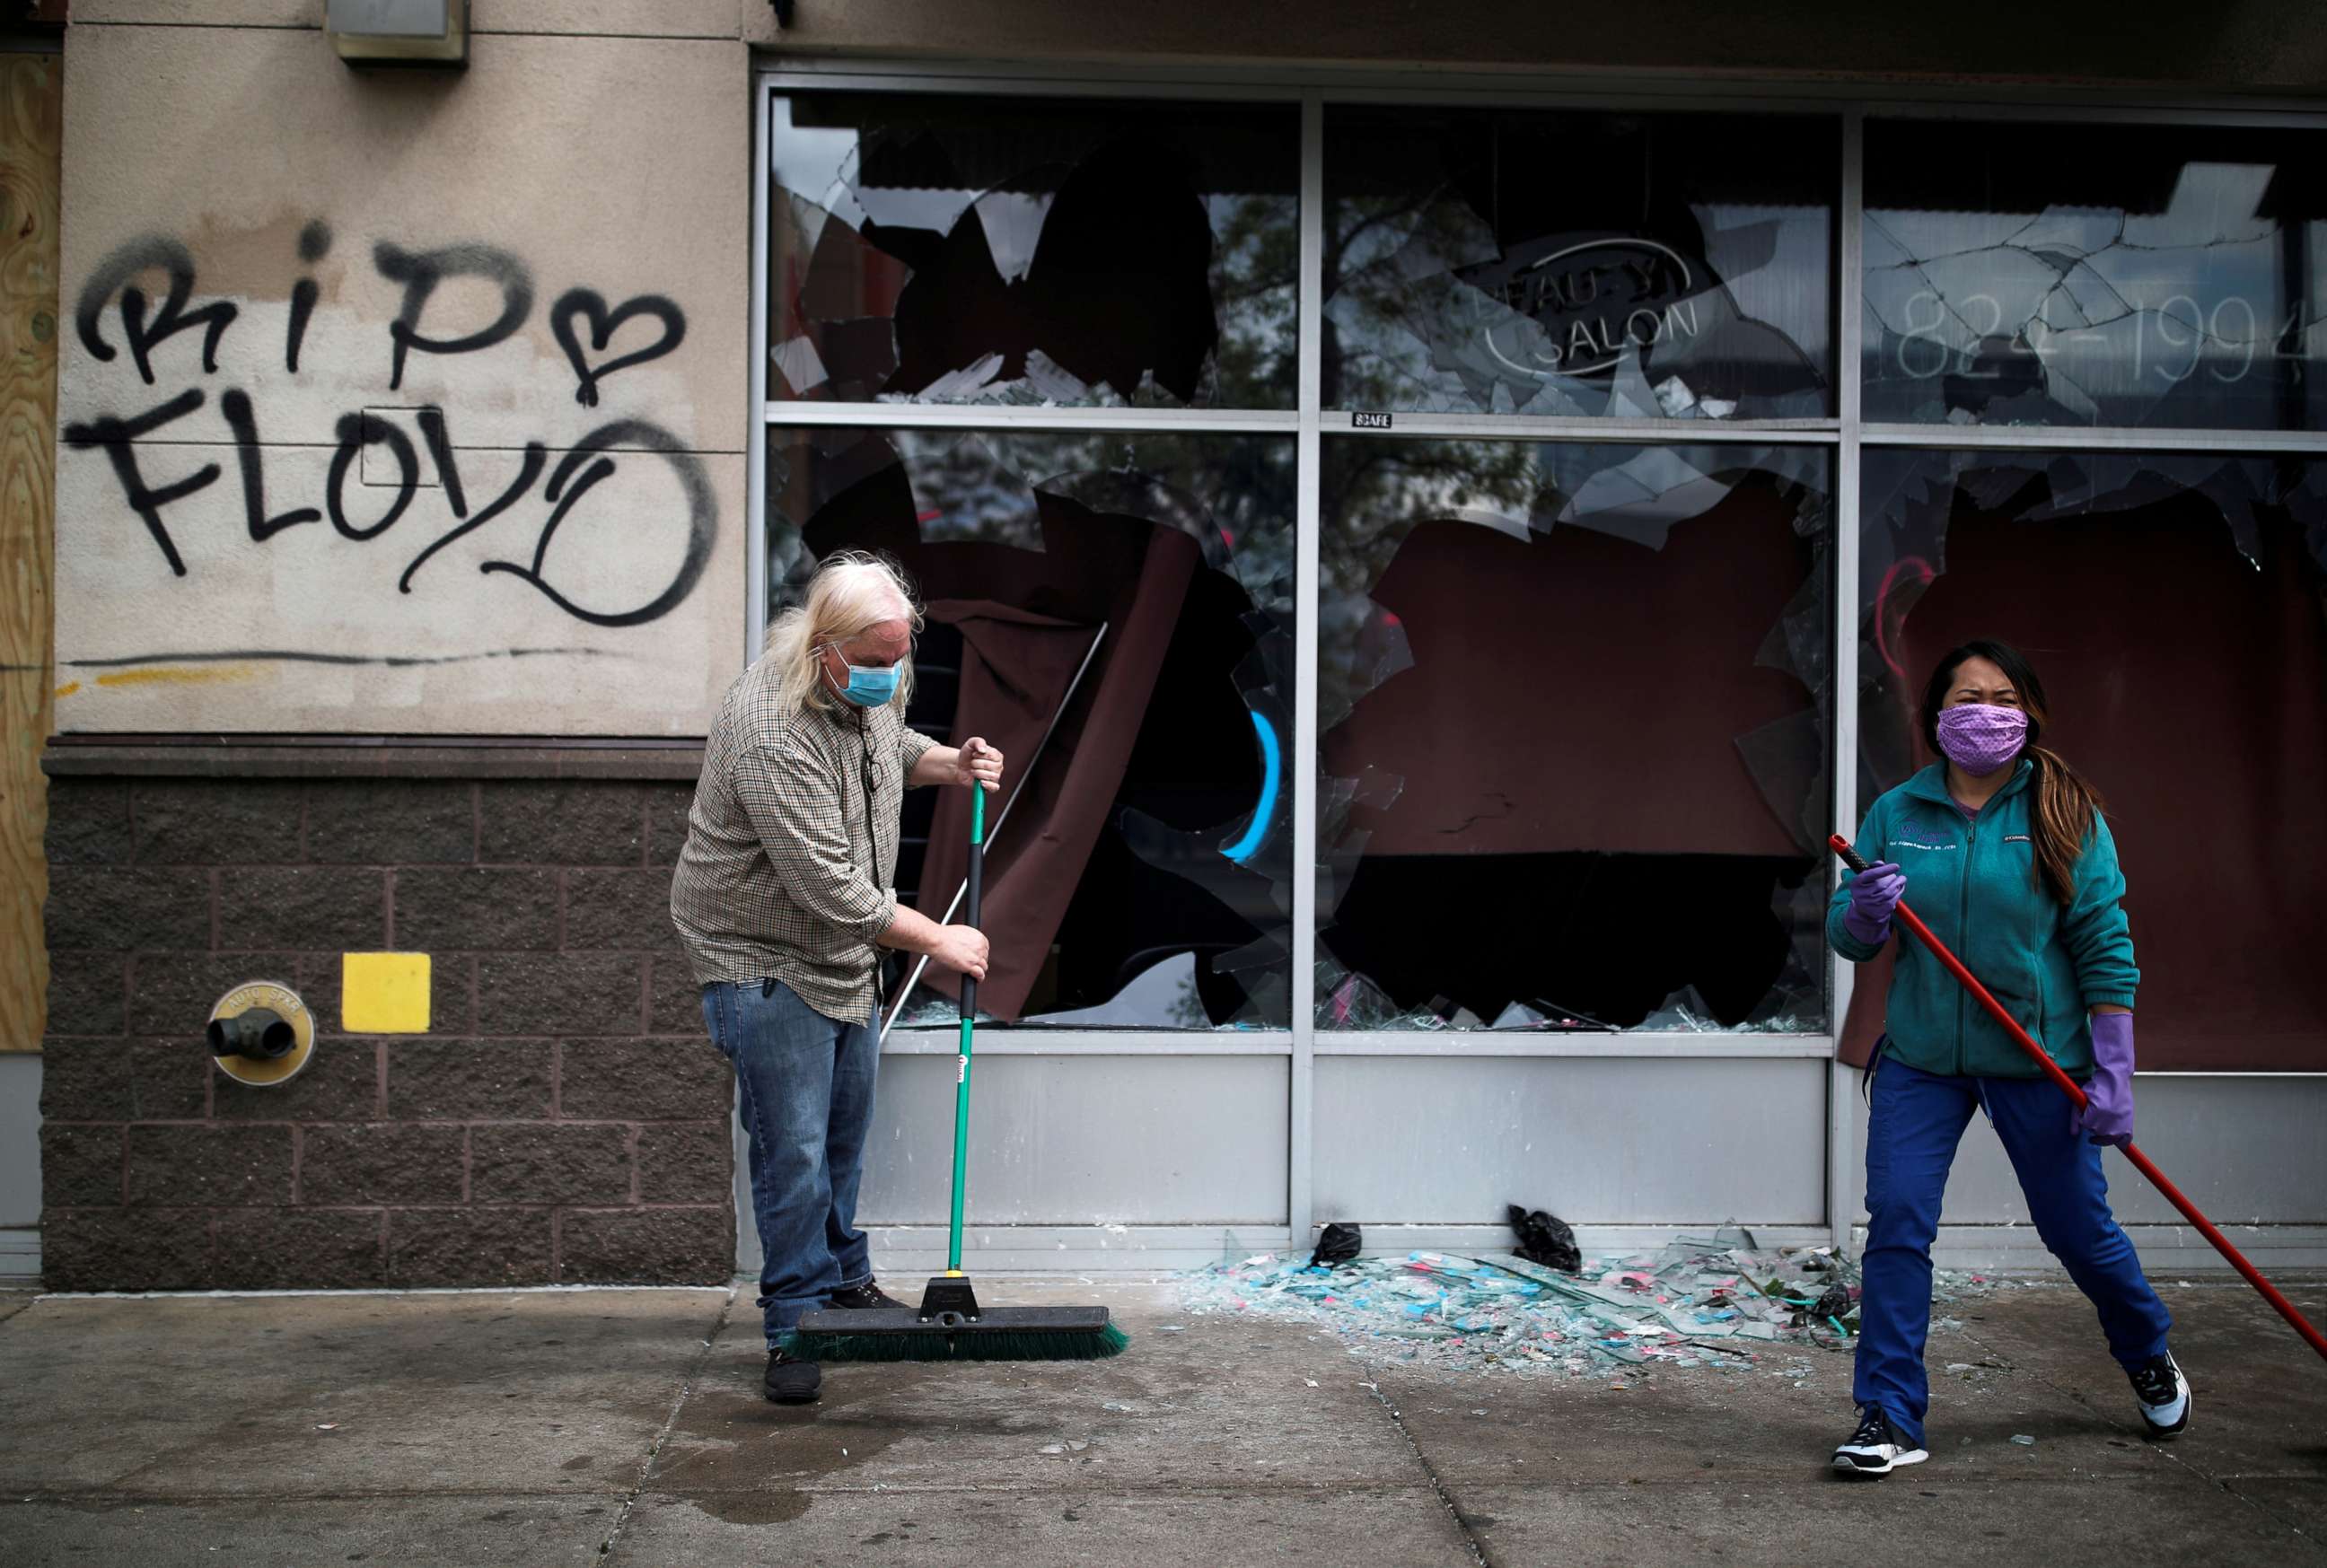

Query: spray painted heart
[550,287,687,407]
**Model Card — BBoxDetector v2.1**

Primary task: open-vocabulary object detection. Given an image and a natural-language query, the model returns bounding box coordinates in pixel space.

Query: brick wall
[38,761,734,1290]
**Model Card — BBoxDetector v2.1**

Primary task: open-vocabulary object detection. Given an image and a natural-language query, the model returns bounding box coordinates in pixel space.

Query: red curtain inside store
[1322,484,1817,858]
[1884,490,2327,1072]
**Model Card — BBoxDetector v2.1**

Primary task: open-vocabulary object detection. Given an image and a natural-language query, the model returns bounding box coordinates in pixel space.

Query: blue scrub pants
[1857,1054,2173,1448]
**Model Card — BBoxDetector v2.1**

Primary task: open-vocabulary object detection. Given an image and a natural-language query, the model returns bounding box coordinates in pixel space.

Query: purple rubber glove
[2075,1012,2136,1148]
[1842,861,1905,946]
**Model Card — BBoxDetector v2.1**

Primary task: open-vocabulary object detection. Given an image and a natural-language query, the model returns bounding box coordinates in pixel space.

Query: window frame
[752,61,2327,1248]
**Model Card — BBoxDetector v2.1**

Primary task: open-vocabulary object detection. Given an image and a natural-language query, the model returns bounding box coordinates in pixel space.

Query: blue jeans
[699,979,880,1346]
[1857,1054,2173,1447]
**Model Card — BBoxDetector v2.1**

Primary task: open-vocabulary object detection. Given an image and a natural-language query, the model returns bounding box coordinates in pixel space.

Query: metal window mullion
[1312,1034,1836,1059]
[760,401,1300,435]
[756,66,1309,101]
[758,63,2327,127]
[1313,85,2327,125]
[1329,414,1841,444]
[1828,106,1866,1255]
[746,79,773,661]
[879,1031,1295,1057]
[1862,423,2327,456]
[1288,91,1324,1253]
[1856,99,2327,128]
[736,78,777,1280]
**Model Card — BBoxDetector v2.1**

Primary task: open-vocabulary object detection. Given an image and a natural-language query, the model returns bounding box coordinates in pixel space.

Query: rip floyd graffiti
[64,221,713,636]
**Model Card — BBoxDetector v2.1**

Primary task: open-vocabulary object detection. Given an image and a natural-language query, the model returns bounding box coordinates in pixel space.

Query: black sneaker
[765,1348,821,1405]
[827,1278,907,1310]
[2129,1352,2191,1440]
[1831,1406,1927,1478]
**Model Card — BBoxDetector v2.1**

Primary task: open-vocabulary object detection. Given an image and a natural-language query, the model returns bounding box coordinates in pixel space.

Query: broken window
[1316,439,1833,1031]
[1863,121,2327,429]
[768,93,1299,408]
[767,426,1297,1029]
[1323,108,1835,419]
[1858,451,2327,1070]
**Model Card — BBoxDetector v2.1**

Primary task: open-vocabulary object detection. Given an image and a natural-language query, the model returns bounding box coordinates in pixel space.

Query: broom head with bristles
[787,1277,1128,1363]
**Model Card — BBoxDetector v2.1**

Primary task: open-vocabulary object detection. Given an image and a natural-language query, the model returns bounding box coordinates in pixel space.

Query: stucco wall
[56,17,749,735]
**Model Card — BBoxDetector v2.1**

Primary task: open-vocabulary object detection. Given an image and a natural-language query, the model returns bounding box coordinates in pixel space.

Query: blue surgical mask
[825,651,900,707]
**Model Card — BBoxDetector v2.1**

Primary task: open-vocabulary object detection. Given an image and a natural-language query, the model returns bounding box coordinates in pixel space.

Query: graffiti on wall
[65,220,714,633]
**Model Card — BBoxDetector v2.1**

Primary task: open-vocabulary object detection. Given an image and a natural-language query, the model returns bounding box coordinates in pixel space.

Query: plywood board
[0,53,62,1051]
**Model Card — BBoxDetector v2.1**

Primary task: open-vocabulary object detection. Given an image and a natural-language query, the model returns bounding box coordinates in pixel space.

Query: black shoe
[827,1278,907,1310]
[765,1348,821,1404]
[2129,1351,2191,1440]
[1831,1406,1927,1478]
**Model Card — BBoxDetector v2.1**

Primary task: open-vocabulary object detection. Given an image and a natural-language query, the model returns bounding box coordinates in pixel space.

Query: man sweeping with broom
[671,552,1001,1405]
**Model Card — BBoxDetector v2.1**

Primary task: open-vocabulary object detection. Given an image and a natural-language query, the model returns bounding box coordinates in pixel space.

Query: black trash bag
[1507,1204,1581,1273]
[1809,1283,1855,1321]
[1310,1222,1363,1269]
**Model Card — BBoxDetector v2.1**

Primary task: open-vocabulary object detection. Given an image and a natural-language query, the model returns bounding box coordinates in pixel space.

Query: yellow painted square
[342,952,432,1033]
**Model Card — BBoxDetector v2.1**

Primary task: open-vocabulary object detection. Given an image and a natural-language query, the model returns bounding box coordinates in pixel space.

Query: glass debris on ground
[1177,1226,2020,1380]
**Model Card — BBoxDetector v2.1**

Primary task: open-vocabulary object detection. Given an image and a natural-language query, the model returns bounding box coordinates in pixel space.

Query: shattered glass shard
[769,92,1297,409]
[973,189,1057,284]
[1179,1239,1990,1378]
[1324,106,1834,419]
[1022,951,1208,1029]
[1862,121,2327,431]
[769,426,1297,1029]
[1317,437,1831,1032]
[1558,446,1734,551]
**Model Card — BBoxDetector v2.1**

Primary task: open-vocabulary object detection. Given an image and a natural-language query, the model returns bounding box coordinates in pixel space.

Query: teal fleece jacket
[1827,760,2139,1080]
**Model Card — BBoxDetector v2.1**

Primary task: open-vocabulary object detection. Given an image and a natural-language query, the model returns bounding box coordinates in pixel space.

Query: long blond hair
[767,551,923,717]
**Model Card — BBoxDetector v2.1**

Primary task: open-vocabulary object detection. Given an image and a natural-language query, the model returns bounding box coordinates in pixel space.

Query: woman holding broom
[1826,638,2188,1476]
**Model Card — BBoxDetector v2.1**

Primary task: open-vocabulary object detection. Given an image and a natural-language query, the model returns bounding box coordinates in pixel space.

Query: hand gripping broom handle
[1830,834,2327,1363]
[945,784,987,1276]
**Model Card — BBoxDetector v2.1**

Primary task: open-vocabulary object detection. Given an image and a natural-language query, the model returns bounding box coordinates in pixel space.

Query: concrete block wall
[38,764,730,1290]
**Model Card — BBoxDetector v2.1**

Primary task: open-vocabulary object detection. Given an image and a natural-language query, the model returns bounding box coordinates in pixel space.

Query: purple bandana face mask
[1935,703,2028,776]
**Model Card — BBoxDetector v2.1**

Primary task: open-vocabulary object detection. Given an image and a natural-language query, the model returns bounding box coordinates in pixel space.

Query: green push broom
[789,781,1128,1363]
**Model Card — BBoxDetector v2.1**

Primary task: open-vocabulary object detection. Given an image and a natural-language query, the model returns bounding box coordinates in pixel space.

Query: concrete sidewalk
[1,1276,2320,1565]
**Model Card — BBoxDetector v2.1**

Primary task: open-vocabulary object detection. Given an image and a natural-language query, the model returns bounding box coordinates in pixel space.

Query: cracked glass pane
[1324,109,1835,418]
[1863,121,2327,429]
[1317,439,1833,1031]
[767,426,1296,1029]
[770,93,1298,409]
[1857,451,2327,1070]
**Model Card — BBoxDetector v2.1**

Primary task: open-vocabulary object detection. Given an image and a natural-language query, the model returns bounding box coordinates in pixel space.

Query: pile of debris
[1177,1225,2000,1380]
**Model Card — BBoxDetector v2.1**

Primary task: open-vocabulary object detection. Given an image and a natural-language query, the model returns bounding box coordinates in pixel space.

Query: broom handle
[1831,834,2327,1363]
[946,784,987,1275]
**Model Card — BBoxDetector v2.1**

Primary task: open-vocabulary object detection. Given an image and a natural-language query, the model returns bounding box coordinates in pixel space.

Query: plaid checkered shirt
[670,654,936,1025]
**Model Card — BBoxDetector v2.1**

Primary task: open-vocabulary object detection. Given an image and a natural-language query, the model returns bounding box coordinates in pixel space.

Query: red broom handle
[1831,833,2327,1364]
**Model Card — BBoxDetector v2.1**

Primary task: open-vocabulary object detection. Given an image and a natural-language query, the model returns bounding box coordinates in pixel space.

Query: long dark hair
[1919,639,2104,907]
